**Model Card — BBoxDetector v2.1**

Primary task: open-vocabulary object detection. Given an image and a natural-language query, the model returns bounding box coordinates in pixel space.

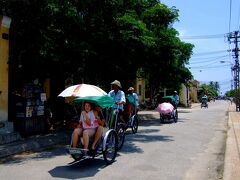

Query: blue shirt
[133,93,139,106]
[108,90,126,110]
[173,94,179,105]
[126,93,139,107]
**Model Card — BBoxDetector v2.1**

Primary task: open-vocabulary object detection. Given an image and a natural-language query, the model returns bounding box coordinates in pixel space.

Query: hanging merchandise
[14,80,47,137]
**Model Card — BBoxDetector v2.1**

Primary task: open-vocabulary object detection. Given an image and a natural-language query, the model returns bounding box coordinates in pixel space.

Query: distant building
[180,80,199,107]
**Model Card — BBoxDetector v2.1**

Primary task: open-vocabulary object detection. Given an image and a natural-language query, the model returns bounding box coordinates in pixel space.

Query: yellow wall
[0,16,11,121]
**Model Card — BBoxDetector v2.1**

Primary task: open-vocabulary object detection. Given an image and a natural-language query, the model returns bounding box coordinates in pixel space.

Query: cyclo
[122,94,139,134]
[157,95,178,123]
[104,103,127,151]
[201,95,208,108]
[105,94,139,151]
[69,98,127,164]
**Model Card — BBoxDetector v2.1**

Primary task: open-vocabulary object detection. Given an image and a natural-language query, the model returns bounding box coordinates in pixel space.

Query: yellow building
[179,80,199,107]
[0,15,11,123]
[0,16,22,143]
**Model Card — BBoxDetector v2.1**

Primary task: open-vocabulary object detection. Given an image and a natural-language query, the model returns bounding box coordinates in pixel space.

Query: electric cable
[179,34,225,40]
[189,56,229,64]
[192,50,228,56]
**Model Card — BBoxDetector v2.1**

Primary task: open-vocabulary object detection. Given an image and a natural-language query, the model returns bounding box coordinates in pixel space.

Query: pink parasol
[156,102,174,114]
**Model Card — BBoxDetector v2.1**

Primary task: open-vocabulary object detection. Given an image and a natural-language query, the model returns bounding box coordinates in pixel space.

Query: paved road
[0,100,228,180]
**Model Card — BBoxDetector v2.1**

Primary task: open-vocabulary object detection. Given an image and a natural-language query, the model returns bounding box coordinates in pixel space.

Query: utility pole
[228,31,240,111]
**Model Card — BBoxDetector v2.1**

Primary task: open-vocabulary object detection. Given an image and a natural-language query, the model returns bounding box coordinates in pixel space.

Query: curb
[223,104,240,180]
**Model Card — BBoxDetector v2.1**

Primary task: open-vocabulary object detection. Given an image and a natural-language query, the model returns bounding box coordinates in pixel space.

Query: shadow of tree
[123,134,173,153]
[138,118,162,127]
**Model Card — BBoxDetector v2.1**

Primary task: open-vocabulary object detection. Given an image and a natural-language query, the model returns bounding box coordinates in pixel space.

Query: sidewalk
[223,103,240,180]
[0,129,72,159]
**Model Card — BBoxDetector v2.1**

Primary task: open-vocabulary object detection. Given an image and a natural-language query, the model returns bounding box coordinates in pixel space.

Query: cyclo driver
[108,80,126,125]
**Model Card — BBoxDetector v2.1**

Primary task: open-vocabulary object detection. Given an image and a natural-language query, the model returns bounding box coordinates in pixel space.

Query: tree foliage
[1,0,194,94]
[225,89,240,97]
[199,82,219,98]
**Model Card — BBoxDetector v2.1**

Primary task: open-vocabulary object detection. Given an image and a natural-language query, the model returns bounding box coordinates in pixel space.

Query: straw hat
[110,80,122,88]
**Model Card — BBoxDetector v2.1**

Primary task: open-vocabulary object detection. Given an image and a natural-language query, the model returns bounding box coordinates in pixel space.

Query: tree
[1,0,194,95]
[199,83,218,99]
[209,81,220,93]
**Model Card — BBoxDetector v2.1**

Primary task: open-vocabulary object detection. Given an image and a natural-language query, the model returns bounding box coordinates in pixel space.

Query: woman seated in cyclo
[71,102,104,155]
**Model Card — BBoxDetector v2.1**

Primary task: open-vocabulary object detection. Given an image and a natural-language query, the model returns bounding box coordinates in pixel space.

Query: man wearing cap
[108,80,126,110]
[173,91,179,108]
[127,87,139,114]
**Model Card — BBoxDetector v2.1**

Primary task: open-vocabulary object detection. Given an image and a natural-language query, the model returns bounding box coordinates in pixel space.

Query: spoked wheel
[116,123,125,150]
[131,115,138,134]
[103,130,118,165]
[71,152,83,161]
[69,133,83,161]
[160,114,164,123]
[174,110,178,123]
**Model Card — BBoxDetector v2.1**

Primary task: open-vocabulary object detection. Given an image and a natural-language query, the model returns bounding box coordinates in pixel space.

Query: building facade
[0,16,11,123]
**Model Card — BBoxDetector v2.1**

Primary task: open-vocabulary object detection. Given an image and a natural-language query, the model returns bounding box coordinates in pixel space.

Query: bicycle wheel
[70,151,83,161]
[117,123,125,150]
[131,115,138,134]
[69,132,84,161]
[174,109,178,123]
[103,130,118,165]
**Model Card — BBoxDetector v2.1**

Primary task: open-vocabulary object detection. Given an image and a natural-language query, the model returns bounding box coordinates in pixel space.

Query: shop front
[12,79,48,137]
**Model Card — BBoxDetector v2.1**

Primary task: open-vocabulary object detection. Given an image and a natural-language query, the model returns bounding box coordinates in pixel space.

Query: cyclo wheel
[71,152,83,161]
[69,133,83,161]
[103,130,118,165]
[131,115,138,134]
[160,114,164,123]
[174,109,178,123]
[109,108,125,150]
[117,123,125,150]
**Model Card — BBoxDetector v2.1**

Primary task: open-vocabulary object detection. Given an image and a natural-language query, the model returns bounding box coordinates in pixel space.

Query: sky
[161,0,240,95]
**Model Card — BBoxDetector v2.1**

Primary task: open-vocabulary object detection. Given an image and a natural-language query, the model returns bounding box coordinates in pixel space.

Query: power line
[189,59,230,67]
[191,54,228,60]
[192,50,229,56]
[179,34,225,40]
[188,64,231,70]
[189,55,229,64]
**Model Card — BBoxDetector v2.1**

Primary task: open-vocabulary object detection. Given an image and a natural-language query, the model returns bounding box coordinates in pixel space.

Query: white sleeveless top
[80,110,99,129]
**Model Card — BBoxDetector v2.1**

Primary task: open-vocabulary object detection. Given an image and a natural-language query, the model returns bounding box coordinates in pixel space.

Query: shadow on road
[49,158,108,179]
